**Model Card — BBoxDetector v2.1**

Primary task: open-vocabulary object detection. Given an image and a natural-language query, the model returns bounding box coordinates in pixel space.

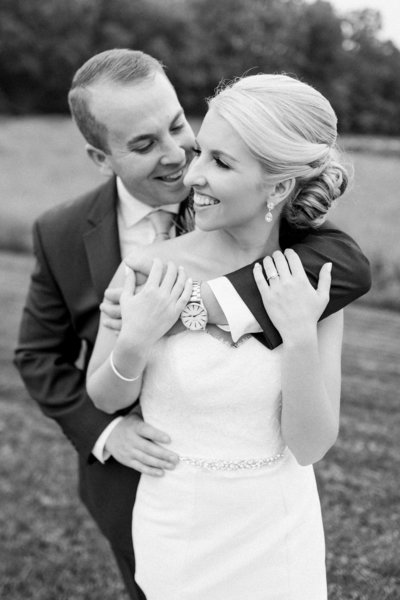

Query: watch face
[181,302,208,330]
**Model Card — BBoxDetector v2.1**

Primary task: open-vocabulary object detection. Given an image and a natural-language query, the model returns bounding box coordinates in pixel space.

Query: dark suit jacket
[14,177,371,556]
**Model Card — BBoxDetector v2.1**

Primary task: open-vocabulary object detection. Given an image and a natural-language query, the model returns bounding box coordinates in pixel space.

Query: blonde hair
[209,74,349,228]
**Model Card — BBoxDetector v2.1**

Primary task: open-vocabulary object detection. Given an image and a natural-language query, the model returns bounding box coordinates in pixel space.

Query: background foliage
[1,0,400,134]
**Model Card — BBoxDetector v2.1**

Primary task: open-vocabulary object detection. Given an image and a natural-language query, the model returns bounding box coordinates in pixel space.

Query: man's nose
[160,136,186,166]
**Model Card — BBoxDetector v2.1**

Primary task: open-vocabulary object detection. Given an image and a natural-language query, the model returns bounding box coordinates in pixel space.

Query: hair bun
[283,159,349,229]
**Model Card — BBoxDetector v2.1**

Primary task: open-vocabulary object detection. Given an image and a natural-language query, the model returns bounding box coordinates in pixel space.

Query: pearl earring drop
[265,201,274,223]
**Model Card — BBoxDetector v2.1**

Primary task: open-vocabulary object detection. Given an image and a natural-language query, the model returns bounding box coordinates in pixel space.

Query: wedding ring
[267,271,279,282]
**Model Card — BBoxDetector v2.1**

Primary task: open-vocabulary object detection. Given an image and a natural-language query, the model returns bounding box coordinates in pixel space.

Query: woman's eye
[171,123,184,132]
[215,156,229,169]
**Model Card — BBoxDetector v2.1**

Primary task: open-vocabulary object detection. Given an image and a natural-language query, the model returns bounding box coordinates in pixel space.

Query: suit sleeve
[225,222,371,349]
[14,221,116,461]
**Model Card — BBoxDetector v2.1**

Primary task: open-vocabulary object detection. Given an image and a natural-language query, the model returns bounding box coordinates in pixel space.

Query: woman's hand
[119,258,192,350]
[253,249,332,344]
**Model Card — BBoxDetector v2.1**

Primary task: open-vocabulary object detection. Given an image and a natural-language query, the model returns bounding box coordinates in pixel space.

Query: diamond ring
[267,271,279,282]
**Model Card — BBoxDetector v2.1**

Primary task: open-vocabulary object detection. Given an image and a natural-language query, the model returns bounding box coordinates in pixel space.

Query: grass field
[1,250,400,599]
[1,116,400,309]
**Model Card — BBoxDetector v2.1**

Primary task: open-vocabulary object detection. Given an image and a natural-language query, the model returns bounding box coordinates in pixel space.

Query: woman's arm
[87,259,192,413]
[280,311,343,466]
[254,249,343,465]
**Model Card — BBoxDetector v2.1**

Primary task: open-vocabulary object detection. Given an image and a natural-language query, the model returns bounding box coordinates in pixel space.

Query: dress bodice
[140,331,285,460]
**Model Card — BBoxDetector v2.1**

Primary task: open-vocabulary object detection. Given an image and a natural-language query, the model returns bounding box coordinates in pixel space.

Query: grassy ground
[1,251,399,599]
[1,116,400,309]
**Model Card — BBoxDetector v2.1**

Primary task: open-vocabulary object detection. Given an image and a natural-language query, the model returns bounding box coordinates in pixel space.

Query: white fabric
[132,331,327,599]
[92,417,124,464]
[208,276,263,341]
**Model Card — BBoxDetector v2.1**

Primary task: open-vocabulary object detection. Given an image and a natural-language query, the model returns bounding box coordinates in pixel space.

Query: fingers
[104,287,123,303]
[263,255,280,285]
[100,302,121,319]
[262,249,306,285]
[122,264,136,296]
[145,258,164,287]
[270,251,291,281]
[317,262,332,297]
[107,416,181,477]
[146,260,191,309]
[125,254,153,276]
[253,263,270,299]
[283,248,307,278]
[102,317,122,333]
[175,276,193,311]
[160,261,179,292]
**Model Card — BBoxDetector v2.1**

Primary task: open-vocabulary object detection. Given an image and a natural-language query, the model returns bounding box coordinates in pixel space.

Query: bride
[87,73,348,599]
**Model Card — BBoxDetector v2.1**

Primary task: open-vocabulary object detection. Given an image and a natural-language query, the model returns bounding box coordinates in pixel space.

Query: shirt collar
[116,177,180,228]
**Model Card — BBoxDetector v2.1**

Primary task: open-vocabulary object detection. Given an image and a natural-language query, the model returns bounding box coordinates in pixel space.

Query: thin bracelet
[109,350,141,382]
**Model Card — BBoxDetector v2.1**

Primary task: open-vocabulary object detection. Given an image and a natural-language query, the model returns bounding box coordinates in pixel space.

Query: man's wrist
[92,417,124,463]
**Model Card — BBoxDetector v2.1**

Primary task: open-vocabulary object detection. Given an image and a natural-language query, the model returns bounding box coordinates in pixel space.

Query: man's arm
[112,222,370,348]
[14,220,119,459]
[224,221,371,349]
[14,221,179,475]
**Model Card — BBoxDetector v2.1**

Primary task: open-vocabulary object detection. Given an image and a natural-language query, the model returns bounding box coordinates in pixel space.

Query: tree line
[1,0,400,135]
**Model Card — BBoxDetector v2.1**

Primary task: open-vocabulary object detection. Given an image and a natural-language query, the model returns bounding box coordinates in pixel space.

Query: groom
[15,49,371,599]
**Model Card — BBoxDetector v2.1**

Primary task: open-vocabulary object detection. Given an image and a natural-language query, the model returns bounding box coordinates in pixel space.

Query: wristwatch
[181,280,208,331]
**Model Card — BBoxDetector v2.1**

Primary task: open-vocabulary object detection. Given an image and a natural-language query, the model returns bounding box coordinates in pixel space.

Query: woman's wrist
[281,324,319,349]
[112,337,151,380]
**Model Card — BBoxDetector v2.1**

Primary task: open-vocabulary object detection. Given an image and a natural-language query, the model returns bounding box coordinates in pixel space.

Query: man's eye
[171,123,185,132]
[133,142,154,153]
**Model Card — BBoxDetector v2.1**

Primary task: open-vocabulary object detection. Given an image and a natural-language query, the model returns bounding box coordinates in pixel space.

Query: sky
[327,0,400,48]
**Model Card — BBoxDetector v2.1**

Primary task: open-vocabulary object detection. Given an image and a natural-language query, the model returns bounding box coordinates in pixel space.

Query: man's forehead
[89,75,180,128]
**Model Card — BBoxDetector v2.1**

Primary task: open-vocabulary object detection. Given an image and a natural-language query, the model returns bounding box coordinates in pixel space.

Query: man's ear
[270,177,296,206]
[85,144,114,177]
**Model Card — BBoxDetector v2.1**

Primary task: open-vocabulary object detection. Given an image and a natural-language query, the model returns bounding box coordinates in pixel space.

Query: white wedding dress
[132,330,327,600]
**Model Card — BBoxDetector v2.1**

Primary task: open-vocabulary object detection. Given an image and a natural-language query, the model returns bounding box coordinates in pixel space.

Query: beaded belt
[179,452,285,472]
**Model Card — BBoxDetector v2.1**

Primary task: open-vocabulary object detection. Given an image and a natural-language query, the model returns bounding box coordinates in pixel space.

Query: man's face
[89,73,196,207]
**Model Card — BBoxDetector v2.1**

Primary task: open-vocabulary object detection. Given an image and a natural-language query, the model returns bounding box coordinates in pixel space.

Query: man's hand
[100,267,153,332]
[125,254,153,278]
[100,287,123,331]
[105,413,180,476]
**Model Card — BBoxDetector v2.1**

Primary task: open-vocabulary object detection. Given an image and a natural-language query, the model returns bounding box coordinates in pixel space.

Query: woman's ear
[85,144,114,177]
[270,178,296,206]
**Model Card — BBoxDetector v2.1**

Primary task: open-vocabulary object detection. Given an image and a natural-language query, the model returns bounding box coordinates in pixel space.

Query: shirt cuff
[208,276,262,342]
[92,417,124,463]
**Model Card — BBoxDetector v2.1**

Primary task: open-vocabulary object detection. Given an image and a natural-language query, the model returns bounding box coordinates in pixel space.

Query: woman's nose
[183,157,206,188]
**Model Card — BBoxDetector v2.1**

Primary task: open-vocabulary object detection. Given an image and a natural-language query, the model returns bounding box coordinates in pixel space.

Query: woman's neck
[199,219,281,267]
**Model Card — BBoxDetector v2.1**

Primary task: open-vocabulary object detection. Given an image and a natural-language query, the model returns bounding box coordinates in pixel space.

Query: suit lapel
[83,178,122,301]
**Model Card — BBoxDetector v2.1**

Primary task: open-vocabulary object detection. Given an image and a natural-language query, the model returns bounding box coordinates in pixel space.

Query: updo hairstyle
[208,74,349,229]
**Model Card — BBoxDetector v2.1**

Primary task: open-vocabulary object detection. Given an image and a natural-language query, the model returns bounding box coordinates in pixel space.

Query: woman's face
[183,107,273,233]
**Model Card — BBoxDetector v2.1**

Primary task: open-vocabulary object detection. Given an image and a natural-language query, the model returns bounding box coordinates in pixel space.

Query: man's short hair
[68,49,165,153]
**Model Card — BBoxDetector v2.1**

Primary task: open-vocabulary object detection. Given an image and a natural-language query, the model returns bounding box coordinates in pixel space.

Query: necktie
[148,210,175,242]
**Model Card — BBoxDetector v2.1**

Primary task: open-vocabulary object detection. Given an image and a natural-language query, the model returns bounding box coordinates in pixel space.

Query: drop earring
[265,201,274,223]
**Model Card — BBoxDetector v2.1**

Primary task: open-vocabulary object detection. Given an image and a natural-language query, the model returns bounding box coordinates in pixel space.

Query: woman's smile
[193,191,220,208]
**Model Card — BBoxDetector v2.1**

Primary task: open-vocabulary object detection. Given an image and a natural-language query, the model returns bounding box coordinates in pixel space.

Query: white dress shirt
[92,177,261,462]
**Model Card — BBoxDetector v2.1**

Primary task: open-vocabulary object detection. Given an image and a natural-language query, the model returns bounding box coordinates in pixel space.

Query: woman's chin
[194,214,215,232]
